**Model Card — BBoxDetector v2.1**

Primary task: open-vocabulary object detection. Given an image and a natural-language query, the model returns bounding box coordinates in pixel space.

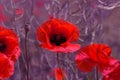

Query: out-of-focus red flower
[15,8,23,15]
[55,68,65,80]
[102,62,120,80]
[50,68,65,80]
[75,43,111,72]
[0,5,9,22]
[36,19,80,53]
[0,13,9,22]
[0,26,20,78]
[36,0,43,8]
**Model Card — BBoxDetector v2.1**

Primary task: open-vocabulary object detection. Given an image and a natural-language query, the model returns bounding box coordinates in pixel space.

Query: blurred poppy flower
[50,67,65,80]
[0,26,20,78]
[15,8,23,15]
[55,68,65,80]
[75,43,112,72]
[36,19,80,53]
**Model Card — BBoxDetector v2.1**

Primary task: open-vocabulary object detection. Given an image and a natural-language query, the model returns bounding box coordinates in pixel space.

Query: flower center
[0,42,7,53]
[50,34,67,46]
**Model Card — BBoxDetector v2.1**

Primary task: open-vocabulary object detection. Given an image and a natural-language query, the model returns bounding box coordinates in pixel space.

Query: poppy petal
[36,26,50,43]
[87,44,111,62]
[10,46,20,62]
[98,57,118,75]
[102,62,120,80]
[43,43,80,53]
[0,26,18,40]
[75,51,96,72]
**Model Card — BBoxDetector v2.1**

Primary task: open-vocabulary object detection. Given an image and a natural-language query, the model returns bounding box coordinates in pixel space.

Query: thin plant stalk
[25,26,29,80]
[95,66,99,80]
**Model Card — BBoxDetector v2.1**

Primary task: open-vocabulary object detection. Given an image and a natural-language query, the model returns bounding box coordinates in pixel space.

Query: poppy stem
[25,25,29,80]
[56,53,60,67]
[95,66,99,80]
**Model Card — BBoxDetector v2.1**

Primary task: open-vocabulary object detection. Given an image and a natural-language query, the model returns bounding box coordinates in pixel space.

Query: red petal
[102,62,120,80]
[83,44,111,62]
[10,46,20,62]
[43,43,80,53]
[98,44,111,56]
[36,23,51,43]
[75,50,96,72]
[98,57,118,75]
[0,26,18,40]
[0,54,14,79]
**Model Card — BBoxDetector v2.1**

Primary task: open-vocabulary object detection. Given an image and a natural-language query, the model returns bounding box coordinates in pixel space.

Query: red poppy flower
[0,26,20,61]
[36,19,80,53]
[75,43,111,72]
[0,26,20,78]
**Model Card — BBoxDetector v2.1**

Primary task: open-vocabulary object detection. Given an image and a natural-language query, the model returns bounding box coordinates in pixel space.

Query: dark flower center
[50,34,67,46]
[0,42,7,53]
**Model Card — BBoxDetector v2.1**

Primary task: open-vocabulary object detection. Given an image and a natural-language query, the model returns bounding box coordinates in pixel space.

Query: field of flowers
[0,0,120,80]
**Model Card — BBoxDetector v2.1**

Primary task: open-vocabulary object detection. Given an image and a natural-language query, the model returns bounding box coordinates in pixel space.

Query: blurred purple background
[0,0,120,80]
